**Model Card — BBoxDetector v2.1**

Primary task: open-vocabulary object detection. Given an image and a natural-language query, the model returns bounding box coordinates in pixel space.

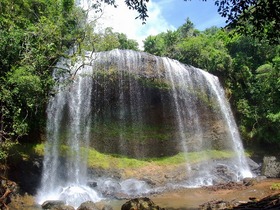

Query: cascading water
[37,61,101,208]
[37,49,252,207]
[199,70,252,178]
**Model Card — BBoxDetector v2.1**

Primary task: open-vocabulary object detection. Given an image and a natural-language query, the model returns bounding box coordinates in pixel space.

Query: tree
[177,18,200,38]
[176,31,233,79]
[0,0,85,151]
[224,34,279,146]
[98,0,279,44]
[94,0,149,23]
[249,57,280,144]
[143,35,165,56]
[82,27,139,52]
[117,33,139,50]
[215,0,280,44]
[0,0,143,164]
[143,15,280,148]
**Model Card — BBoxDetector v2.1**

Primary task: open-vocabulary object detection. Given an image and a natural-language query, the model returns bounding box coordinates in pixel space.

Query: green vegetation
[13,143,237,170]
[87,149,237,168]
[143,19,280,149]
[149,150,236,165]
[0,0,279,165]
[0,0,139,164]
[270,183,280,191]
[82,27,139,52]
[102,0,280,44]
[139,77,171,90]
[0,0,85,153]
[86,148,147,169]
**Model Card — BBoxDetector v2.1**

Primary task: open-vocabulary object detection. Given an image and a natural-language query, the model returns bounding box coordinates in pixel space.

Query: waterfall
[37,49,252,207]
[200,70,252,178]
[37,60,101,208]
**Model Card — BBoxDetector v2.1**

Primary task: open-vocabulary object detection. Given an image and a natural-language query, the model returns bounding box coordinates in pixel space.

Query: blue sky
[91,0,227,48]
[154,0,226,30]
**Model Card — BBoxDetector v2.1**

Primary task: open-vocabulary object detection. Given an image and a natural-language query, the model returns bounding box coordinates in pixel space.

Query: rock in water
[77,201,99,210]
[121,197,164,210]
[234,193,280,209]
[41,200,73,209]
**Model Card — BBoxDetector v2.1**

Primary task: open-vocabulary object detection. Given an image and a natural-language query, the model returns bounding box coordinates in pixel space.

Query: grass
[12,143,238,170]
[270,183,280,190]
[149,150,236,165]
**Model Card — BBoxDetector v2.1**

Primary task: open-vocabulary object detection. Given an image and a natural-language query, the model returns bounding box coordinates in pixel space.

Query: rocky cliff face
[56,50,231,158]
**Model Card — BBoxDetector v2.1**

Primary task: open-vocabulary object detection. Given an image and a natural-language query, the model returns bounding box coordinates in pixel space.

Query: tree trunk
[0,102,4,143]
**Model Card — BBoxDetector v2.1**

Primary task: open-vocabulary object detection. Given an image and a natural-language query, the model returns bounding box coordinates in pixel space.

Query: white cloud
[78,0,226,49]
[85,0,175,49]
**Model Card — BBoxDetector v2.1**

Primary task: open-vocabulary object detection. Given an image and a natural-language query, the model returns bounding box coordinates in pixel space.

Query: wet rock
[53,205,75,210]
[121,197,164,210]
[246,157,261,175]
[233,193,280,209]
[261,156,280,178]
[213,164,237,183]
[243,176,267,186]
[41,200,65,209]
[98,178,121,197]
[243,177,257,186]
[88,181,98,188]
[200,200,234,210]
[77,201,99,210]
[255,175,267,182]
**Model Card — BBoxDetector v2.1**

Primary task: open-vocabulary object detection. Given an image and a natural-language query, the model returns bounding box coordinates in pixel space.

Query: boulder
[234,193,280,209]
[77,201,99,210]
[243,177,257,186]
[41,200,75,210]
[53,205,75,210]
[261,156,280,178]
[246,158,261,175]
[121,197,164,210]
[243,177,267,186]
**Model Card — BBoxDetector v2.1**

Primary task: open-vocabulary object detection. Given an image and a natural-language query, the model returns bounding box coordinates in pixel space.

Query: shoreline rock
[262,156,280,178]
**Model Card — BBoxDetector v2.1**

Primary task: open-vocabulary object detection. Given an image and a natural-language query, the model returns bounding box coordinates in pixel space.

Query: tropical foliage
[143,18,280,148]
[0,0,138,162]
[0,0,85,161]
[0,0,279,164]
[215,0,280,44]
